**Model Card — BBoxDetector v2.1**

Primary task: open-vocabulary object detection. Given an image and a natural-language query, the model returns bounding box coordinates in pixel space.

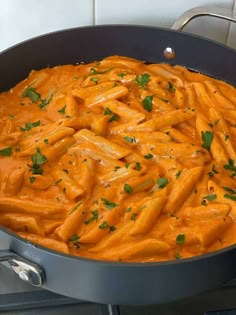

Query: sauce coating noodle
[0,55,236,262]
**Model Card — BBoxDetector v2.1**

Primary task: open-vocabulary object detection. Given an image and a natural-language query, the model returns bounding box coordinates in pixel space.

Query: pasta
[0,55,236,262]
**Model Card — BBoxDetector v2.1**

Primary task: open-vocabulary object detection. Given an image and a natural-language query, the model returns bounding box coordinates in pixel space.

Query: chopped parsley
[0,146,12,157]
[124,183,133,194]
[157,177,168,189]
[104,107,112,115]
[144,153,153,159]
[176,234,185,245]
[22,87,41,103]
[142,95,154,112]
[168,81,175,91]
[202,194,217,202]
[130,213,138,221]
[90,77,99,85]
[101,198,118,210]
[208,164,218,177]
[68,234,80,248]
[89,67,113,75]
[109,114,119,122]
[38,94,53,110]
[222,187,236,194]
[30,147,47,175]
[29,176,36,183]
[224,194,236,201]
[135,162,141,171]
[20,120,40,132]
[117,73,126,78]
[201,131,213,151]
[55,178,62,185]
[125,207,132,213]
[44,139,49,144]
[225,135,229,141]
[176,170,182,178]
[174,252,182,259]
[99,221,116,232]
[123,136,136,143]
[58,105,66,114]
[224,159,236,177]
[114,166,121,171]
[135,73,150,89]
[125,163,130,169]
[70,202,82,214]
[84,210,99,224]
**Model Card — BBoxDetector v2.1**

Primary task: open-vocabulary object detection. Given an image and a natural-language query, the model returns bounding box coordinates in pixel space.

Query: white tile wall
[0,0,93,52]
[0,0,236,52]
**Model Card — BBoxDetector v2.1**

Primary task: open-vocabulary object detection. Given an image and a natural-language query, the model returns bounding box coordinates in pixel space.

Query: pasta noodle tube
[0,213,44,235]
[3,168,25,195]
[24,174,53,190]
[64,95,80,117]
[91,115,109,136]
[209,107,230,135]
[100,239,170,261]
[90,222,134,253]
[51,168,84,200]
[80,206,123,244]
[55,202,87,241]
[129,196,166,236]
[85,86,129,107]
[101,99,146,121]
[74,129,131,159]
[163,167,204,214]
[194,216,232,248]
[217,132,236,161]
[153,110,195,130]
[0,198,66,218]
[180,203,231,222]
[19,127,75,157]
[42,137,75,162]
[69,143,124,168]
[196,117,228,164]
[17,232,69,254]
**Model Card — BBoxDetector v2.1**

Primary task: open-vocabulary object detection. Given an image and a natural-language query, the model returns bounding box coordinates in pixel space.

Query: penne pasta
[0,55,235,262]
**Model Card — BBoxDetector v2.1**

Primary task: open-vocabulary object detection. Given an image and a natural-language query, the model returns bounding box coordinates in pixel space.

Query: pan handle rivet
[163,47,176,59]
[19,269,31,282]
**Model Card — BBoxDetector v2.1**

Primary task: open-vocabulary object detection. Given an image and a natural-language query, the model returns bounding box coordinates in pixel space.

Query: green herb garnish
[58,105,66,114]
[157,177,168,189]
[176,234,185,245]
[101,198,118,210]
[124,183,133,194]
[0,147,12,157]
[201,131,213,151]
[135,73,150,89]
[142,95,154,112]
[20,120,40,132]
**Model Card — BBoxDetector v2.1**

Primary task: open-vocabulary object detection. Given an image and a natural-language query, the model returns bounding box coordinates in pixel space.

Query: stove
[1,264,236,315]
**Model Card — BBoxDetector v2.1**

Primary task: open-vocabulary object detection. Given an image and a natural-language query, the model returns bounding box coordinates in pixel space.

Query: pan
[0,6,236,306]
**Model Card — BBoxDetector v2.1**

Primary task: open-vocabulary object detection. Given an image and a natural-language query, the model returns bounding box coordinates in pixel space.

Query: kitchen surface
[1,1,236,314]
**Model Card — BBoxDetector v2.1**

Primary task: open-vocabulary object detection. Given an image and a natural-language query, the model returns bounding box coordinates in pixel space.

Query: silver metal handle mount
[163,6,236,60]
[172,6,236,31]
[0,250,45,286]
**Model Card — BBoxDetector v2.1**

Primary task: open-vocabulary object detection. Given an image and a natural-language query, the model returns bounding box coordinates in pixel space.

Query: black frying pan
[0,6,236,306]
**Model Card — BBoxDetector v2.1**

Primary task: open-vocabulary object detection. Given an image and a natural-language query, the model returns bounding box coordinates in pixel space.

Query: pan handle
[0,250,45,286]
[172,6,236,31]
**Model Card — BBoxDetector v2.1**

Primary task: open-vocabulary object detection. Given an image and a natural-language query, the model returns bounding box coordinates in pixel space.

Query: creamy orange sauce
[0,55,236,262]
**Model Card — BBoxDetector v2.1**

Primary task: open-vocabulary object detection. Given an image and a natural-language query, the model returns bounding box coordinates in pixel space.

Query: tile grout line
[93,0,96,25]
[226,0,236,46]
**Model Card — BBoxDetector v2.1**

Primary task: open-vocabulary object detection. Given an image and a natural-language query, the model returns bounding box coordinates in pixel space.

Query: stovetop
[1,264,236,315]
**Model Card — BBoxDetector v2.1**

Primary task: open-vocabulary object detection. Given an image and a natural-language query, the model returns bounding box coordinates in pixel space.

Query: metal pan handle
[172,6,236,31]
[0,249,45,286]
